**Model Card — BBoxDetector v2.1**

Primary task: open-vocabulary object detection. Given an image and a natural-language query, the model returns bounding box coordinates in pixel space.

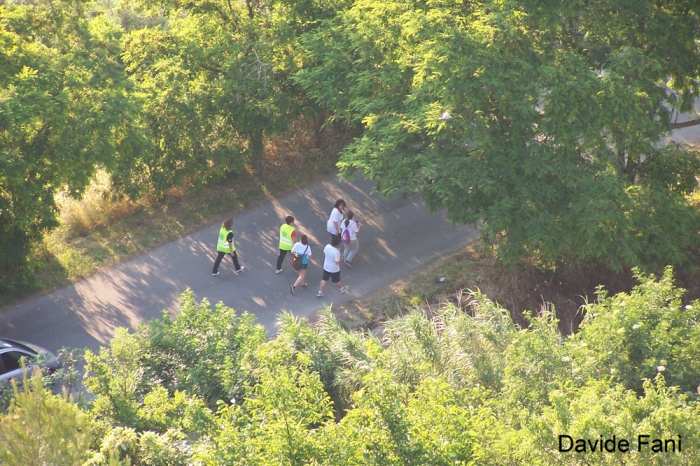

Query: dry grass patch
[54,170,143,241]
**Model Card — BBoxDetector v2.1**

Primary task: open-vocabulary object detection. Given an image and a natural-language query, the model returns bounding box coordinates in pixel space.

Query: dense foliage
[3,270,699,464]
[0,372,91,465]
[296,0,700,270]
[0,0,135,282]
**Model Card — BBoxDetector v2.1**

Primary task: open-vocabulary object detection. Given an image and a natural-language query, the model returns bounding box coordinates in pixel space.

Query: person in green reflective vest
[275,215,298,273]
[212,217,244,276]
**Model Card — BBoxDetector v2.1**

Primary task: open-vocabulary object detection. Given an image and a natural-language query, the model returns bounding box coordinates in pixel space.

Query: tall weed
[54,170,141,241]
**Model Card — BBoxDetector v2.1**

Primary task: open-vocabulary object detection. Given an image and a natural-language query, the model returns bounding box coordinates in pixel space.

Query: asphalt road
[0,174,478,352]
[3,113,699,355]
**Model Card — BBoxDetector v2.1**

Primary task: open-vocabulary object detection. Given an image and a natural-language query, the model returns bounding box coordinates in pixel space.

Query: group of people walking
[211,198,361,298]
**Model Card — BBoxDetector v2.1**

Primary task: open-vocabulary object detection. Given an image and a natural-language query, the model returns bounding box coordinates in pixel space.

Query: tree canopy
[0,0,136,281]
[296,0,700,270]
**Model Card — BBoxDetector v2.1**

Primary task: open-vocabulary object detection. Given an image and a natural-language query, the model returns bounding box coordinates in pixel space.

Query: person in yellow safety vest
[212,217,244,276]
[275,215,298,273]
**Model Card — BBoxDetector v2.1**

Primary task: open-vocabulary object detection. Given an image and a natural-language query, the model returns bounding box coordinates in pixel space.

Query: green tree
[493,376,700,466]
[225,344,333,465]
[0,371,90,466]
[116,0,346,196]
[0,0,138,284]
[570,267,700,395]
[84,291,264,464]
[85,290,265,423]
[296,0,700,270]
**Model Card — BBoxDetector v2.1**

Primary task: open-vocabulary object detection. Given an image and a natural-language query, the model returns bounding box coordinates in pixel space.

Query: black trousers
[276,249,290,270]
[213,251,241,273]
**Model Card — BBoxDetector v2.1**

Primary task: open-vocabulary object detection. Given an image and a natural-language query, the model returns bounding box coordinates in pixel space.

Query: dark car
[0,338,60,386]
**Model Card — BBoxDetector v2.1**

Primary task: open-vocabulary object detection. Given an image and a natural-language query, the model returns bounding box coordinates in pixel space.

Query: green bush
[571,267,700,394]
[6,271,699,465]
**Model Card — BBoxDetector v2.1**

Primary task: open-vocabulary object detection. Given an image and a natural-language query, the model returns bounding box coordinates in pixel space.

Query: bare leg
[293,269,307,288]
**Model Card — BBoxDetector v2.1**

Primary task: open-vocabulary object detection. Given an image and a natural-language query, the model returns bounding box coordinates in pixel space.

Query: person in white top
[326,199,345,242]
[290,235,312,295]
[341,210,361,268]
[317,236,348,297]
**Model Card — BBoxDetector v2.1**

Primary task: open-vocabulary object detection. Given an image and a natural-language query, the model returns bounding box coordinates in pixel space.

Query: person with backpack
[276,215,298,274]
[341,210,361,268]
[290,234,312,295]
[326,199,345,242]
[317,236,348,297]
[212,217,244,276]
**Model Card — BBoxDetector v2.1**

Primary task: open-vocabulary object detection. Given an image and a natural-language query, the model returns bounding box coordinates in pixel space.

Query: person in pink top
[341,210,361,268]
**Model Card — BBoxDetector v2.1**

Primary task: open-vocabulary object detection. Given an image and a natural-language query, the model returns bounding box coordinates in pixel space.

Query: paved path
[3,111,700,355]
[0,174,478,352]
[672,109,700,146]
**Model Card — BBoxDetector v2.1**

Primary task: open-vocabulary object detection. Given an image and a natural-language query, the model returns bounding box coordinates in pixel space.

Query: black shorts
[322,269,341,283]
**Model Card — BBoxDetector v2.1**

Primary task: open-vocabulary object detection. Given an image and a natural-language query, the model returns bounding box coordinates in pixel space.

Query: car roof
[0,339,35,353]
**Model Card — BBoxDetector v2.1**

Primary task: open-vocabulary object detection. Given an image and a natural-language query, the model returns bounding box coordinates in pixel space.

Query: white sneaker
[316,291,324,297]
[212,272,220,276]
[339,286,349,293]
[344,261,352,268]
[276,269,283,274]
[235,266,245,274]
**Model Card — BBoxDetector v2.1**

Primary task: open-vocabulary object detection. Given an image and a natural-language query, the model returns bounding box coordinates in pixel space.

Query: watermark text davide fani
[559,435,682,454]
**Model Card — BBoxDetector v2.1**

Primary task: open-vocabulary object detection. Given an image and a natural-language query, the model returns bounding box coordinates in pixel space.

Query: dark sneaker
[290,285,295,295]
[344,261,352,268]
[301,283,308,289]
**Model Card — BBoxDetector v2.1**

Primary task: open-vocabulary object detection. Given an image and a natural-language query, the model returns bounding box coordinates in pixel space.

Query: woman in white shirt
[326,199,346,242]
[341,210,361,267]
[290,235,312,295]
[317,236,348,297]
